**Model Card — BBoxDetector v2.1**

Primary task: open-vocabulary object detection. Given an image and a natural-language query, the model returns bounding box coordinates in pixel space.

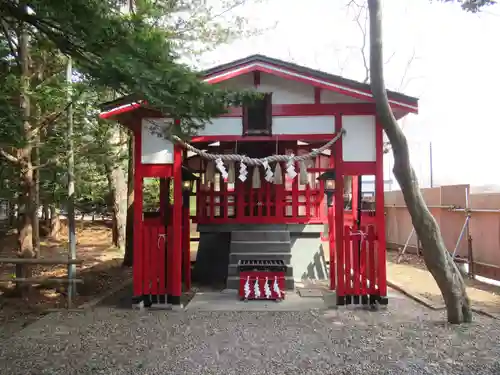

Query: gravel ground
[0,292,499,375]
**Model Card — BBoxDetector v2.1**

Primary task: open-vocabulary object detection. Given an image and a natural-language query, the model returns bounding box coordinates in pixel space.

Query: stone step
[231,230,290,242]
[227,263,294,278]
[226,276,295,291]
[230,241,291,254]
[229,252,292,264]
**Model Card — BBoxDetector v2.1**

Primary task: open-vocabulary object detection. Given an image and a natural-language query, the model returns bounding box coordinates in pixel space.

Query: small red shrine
[99,55,418,308]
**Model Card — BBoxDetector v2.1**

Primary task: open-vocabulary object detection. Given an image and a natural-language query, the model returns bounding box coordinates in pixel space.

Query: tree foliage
[439,0,496,12]
[0,0,262,264]
[0,0,260,138]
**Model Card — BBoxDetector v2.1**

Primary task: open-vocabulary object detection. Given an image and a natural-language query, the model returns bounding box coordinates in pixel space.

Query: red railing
[140,217,167,296]
[336,225,386,299]
[195,166,327,224]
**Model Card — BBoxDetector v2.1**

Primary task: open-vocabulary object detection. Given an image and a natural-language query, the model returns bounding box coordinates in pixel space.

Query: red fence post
[375,121,387,299]
[158,224,166,296]
[328,205,336,290]
[359,226,367,296]
[143,221,151,295]
[352,229,360,298]
[343,225,352,296]
[367,225,376,295]
[167,223,173,295]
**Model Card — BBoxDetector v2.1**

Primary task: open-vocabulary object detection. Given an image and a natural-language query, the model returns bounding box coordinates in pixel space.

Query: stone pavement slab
[185,289,326,311]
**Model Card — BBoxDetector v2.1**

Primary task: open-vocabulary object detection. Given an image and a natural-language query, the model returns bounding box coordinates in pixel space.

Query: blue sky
[198,0,500,188]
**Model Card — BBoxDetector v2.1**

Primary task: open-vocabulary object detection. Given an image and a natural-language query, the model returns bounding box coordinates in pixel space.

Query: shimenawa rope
[171,128,346,165]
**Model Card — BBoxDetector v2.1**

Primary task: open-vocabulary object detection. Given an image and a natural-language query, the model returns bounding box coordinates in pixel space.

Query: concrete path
[1,289,500,374]
[185,289,326,311]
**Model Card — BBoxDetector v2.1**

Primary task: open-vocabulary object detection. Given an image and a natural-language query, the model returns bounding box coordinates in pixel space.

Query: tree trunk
[367,0,471,324]
[8,201,17,228]
[42,203,49,223]
[15,22,35,295]
[49,204,60,239]
[104,125,127,252]
[123,134,134,267]
[32,128,40,257]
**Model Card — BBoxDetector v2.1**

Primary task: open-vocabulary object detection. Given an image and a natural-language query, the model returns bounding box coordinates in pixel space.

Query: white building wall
[141,118,174,164]
[342,115,376,162]
[197,118,243,136]
[273,116,335,135]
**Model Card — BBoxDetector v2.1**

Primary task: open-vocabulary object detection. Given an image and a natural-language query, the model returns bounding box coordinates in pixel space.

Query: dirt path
[0,220,132,338]
[386,251,500,317]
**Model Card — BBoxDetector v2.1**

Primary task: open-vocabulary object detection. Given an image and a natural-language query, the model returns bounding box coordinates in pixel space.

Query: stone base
[322,290,338,309]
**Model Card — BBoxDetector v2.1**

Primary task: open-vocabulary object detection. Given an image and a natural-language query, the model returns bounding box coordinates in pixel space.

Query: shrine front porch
[192,223,327,291]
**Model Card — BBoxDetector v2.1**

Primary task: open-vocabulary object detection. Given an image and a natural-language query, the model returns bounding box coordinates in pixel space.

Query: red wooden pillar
[166,179,173,296]
[351,176,359,226]
[334,114,345,303]
[328,138,336,290]
[159,178,168,219]
[375,122,387,298]
[328,204,335,290]
[133,128,144,297]
[171,144,183,305]
[183,204,191,291]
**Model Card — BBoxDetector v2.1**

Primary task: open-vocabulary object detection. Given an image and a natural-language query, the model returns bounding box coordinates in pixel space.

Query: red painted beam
[314,87,321,104]
[219,103,377,118]
[190,133,339,143]
[99,102,142,119]
[253,71,261,87]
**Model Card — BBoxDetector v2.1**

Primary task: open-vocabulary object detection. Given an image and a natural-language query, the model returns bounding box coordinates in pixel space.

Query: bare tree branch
[397,47,417,91]
[0,17,20,70]
[0,148,20,164]
[36,88,85,131]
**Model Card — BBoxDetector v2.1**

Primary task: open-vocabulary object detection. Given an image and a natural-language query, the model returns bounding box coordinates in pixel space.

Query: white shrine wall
[342,115,376,162]
[195,72,371,137]
[141,118,174,164]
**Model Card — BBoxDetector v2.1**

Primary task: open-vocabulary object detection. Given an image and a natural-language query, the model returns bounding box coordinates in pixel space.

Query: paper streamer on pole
[273,276,282,299]
[244,276,251,299]
[299,160,309,185]
[273,162,283,185]
[254,277,261,298]
[227,161,235,184]
[252,166,261,189]
[239,162,248,182]
[215,158,228,180]
[264,277,272,299]
[206,161,215,184]
[286,154,297,180]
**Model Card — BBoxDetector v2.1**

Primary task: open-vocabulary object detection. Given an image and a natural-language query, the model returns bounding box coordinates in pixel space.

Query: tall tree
[0,0,262,269]
[0,0,258,135]
[123,133,134,266]
[367,0,494,324]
